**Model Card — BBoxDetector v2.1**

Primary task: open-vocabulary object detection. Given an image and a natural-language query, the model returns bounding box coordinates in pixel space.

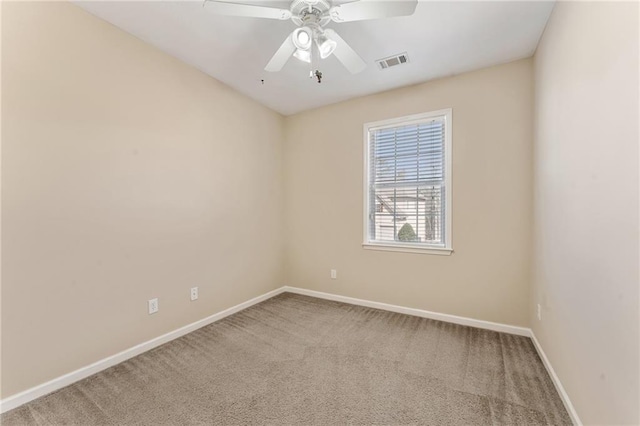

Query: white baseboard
[282,286,531,336]
[529,331,582,425]
[0,287,286,414]
[1,284,580,426]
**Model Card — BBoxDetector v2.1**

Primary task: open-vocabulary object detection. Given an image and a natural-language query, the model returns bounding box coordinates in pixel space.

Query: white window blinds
[364,110,451,251]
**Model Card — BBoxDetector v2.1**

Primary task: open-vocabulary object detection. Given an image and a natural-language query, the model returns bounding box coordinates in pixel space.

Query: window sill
[362,243,453,256]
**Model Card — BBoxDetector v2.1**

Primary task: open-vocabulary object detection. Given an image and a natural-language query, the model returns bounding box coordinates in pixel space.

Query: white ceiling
[75,1,555,115]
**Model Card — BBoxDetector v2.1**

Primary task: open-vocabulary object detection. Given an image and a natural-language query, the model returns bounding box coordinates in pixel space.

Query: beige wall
[532,2,639,425]
[284,59,534,327]
[1,2,284,398]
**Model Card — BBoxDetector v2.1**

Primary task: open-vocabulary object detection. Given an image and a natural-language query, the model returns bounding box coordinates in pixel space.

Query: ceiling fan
[203,0,418,82]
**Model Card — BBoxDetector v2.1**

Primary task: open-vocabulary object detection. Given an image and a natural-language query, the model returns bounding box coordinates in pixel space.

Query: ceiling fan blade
[203,1,292,20]
[330,0,418,22]
[265,34,296,72]
[324,29,366,74]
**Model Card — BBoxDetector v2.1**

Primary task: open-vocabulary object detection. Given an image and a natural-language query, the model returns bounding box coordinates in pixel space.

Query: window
[363,109,452,255]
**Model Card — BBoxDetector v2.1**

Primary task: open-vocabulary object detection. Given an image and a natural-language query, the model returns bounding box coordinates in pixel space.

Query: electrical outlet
[537,303,541,321]
[190,287,198,301]
[331,269,337,279]
[148,298,159,314]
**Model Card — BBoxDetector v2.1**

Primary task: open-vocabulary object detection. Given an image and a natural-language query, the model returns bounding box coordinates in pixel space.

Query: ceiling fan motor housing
[290,0,331,26]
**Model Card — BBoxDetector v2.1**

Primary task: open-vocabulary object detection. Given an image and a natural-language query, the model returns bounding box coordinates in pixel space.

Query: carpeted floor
[2,293,571,425]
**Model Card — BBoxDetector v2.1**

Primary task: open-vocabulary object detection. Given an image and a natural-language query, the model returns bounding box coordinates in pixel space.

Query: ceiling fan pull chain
[310,36,321,81]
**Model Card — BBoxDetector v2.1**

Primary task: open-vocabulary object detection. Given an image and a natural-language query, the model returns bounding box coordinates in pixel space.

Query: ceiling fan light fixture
[316,34,337,59]
[292,27,313,50]
[293,48,311,63]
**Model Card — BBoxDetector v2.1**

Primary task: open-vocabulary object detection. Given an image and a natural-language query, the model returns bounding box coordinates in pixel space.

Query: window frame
[362,109,453,255]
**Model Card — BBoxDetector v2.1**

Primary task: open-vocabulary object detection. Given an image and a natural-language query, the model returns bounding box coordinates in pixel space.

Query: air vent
[377,53,409,70]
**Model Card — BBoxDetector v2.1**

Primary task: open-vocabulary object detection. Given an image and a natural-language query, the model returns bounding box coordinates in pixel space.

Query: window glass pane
[370,185,444,245]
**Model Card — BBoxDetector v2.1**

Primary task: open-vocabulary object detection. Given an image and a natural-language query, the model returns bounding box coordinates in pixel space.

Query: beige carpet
[2,293,571,425]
